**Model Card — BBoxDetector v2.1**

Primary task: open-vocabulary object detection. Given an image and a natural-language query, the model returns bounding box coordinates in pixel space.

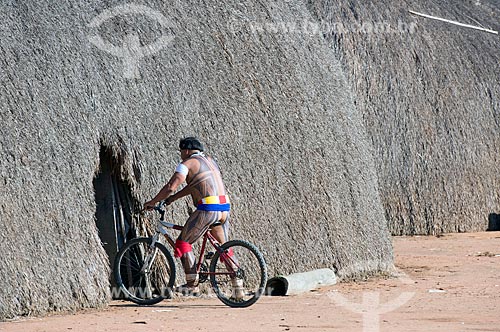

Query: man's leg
[209,211,230,244]
[175,210,217,289]
[175,243,198,288]
[209,214,244,300]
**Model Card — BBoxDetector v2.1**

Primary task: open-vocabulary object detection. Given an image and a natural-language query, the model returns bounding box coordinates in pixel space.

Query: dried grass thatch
[0,0,393,319]
[307,0,500,235]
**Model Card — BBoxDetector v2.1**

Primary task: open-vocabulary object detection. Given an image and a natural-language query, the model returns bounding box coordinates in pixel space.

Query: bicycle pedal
[205,251,215,260]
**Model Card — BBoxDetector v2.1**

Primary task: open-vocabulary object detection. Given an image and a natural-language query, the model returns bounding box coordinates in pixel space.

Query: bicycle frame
[153,206,238,279]
[196,230,237,278]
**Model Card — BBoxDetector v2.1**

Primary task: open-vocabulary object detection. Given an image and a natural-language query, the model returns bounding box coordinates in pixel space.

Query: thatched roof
[307,0,500,235]
[0,0,393,319]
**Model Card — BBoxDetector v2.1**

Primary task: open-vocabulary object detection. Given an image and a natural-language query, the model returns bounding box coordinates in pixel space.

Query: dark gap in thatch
[487,213,500,231]
[93,143,142,293]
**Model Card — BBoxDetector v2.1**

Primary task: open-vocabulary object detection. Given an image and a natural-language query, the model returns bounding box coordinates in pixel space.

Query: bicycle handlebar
[151,201,166,219]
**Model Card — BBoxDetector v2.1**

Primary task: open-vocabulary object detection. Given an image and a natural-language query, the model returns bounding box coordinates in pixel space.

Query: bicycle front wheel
[114,237,176,305]
[209,240,267,308]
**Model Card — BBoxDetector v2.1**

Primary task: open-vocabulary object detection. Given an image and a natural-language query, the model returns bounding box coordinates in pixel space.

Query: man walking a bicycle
[144,137,242,298]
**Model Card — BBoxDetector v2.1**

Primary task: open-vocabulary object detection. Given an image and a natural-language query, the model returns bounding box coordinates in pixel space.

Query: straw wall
[308,0,500,234]
[0,0,393,319]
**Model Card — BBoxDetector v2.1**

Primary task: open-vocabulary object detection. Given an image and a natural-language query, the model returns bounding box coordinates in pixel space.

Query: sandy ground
[2,232,500,332]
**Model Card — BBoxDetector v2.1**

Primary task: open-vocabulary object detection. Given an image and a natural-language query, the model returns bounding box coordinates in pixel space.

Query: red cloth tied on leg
[174,239,192,258]
[220,248,234,264]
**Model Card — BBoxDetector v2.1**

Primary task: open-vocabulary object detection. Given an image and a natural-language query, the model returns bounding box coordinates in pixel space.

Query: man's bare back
[174,152,227,208]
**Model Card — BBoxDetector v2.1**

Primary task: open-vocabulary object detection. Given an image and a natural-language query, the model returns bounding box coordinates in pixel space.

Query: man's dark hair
[179,137,204,151]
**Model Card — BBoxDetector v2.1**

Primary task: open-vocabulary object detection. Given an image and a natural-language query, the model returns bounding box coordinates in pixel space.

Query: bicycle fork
[141,233,161,274]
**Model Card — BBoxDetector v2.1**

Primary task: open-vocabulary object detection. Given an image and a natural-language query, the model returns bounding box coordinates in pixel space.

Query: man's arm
[143,172,185,209]
[167,182,194,202]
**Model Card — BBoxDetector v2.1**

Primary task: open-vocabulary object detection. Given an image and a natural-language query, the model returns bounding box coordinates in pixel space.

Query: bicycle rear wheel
[209,240,267,308]
[114,237,176,305]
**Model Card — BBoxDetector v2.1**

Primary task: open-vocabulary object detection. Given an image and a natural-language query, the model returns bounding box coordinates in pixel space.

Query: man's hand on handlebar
[143,200,157,211]
[143,196,174,212]
[164,195,175,206]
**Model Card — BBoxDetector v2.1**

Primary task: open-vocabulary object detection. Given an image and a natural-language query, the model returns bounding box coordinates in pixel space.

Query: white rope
[409,10,498,35]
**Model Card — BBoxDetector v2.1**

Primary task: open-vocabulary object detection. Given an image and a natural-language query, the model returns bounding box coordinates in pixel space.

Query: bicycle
[113,201,268,308]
